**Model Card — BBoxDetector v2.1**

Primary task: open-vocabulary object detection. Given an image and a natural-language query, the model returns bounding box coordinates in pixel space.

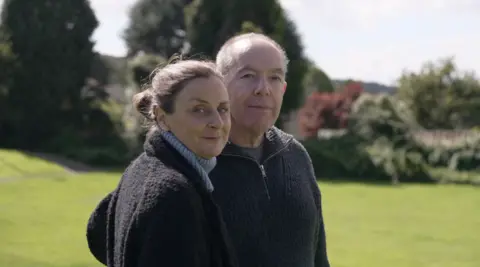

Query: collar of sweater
[221,126,294,161]
[145,129,216,192]
[161,131,217,173]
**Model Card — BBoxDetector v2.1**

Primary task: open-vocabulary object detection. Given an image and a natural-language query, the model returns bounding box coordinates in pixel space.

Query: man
[209,33,330,267]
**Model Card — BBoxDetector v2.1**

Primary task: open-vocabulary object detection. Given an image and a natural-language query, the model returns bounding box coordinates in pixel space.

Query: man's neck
[229,125,265,148]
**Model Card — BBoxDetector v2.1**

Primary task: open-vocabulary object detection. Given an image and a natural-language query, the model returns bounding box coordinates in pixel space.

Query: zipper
[220,154,271,200]
[221,142,291,201]
[259,165,270,200]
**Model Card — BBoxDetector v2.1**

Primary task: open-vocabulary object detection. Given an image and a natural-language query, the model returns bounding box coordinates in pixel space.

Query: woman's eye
[193,107,206,113]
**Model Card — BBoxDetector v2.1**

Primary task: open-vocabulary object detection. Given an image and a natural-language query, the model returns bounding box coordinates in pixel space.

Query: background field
[1,150,478,267]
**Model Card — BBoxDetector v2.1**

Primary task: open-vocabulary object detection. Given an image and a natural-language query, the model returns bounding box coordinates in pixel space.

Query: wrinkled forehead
[229,39,286,74]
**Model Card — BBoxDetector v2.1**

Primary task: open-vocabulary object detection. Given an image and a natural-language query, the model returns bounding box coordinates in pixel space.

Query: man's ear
[153,105,169,131]
[283,82,287,92]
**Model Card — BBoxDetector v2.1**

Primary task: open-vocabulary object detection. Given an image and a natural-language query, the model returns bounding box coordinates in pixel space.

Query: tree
[124,0,193,58]
[396,57,480,129]
[185,0,308,127]
[238,21,263,35]
[303,60,334,97]
[1,0,99,149]
[0,33,17,140]
[123,52,166,148]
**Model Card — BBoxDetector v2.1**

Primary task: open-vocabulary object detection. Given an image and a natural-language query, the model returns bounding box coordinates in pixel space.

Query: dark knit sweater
[209,127,330,267]
[86,130,238,267]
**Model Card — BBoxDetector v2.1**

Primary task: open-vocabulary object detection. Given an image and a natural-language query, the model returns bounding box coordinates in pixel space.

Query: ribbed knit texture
[161,130,216,192]
[209,127,330,267]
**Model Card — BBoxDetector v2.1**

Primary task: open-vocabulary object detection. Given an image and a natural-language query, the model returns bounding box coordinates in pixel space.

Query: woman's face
[159,76,231,159]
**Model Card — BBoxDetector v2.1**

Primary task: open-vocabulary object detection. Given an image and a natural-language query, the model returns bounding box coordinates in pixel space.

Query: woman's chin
[198,148,223,159]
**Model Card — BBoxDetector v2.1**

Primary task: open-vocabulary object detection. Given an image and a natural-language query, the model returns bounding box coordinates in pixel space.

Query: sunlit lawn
[1,149,479,267]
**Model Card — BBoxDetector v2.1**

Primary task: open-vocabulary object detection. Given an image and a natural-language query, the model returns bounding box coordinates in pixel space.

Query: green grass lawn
[1,150,479,267]
[0,150,67,178]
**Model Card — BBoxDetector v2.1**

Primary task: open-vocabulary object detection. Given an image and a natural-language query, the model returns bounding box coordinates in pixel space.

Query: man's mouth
[248,105,271,110]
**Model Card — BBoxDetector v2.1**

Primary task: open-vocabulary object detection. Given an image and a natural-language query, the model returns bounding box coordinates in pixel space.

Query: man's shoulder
[268,127,309,157]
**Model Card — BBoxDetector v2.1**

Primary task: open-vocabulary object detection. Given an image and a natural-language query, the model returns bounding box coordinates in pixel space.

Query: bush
[303,133,432,183]
[297,82,363,138]
[414,130,480,171]
[302,93,433,183]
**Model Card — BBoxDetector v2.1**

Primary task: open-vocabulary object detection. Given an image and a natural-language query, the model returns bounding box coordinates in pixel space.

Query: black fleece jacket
[86,131,238,267]
[209,127,330,267]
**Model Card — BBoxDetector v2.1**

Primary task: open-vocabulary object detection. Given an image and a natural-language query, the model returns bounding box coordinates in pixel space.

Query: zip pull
[259,165,271,200]
[260,165,267,179]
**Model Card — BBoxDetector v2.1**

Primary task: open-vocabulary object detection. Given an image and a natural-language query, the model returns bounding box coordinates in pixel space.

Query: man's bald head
[215,33,289,77]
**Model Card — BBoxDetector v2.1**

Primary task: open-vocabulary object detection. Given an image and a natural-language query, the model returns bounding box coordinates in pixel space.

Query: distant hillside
[333,79,397,95]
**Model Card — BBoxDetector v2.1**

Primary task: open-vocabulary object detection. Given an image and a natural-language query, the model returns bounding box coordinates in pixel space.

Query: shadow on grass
[316,175,437,187]
[318,175,480,186]
[0,252,100,267]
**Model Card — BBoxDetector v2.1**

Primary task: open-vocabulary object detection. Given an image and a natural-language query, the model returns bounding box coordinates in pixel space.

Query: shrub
[303,133,432,183]
[413,130,480,171]
[297,82,364,138]
[301,93,433,183]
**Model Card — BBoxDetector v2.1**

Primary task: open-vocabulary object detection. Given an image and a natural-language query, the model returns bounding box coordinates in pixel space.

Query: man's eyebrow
[237,66,285,74]
[271,68,285,74]
[237,65,255,72]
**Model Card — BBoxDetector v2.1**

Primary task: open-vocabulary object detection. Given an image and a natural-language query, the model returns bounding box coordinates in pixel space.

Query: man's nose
[253,75,271,96]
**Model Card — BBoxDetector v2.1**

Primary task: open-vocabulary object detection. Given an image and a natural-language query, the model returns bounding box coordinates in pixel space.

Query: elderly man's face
[224,39,286,134]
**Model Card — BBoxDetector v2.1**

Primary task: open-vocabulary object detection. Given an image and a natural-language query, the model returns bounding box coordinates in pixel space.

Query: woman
[86,60,237,267]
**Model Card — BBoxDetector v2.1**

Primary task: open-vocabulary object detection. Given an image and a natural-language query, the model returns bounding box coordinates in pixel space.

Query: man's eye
[241,73,254,79]
[218,107,229,113]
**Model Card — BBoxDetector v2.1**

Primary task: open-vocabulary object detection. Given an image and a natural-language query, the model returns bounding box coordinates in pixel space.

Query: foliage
[413,130,480,171]
[0,0,129,166]
[124,0,192,57]
[301,92,432,183]
[1,0,96,147]
[185,0,308,126]
[348,93,421,147]
[122,52,166,150]
[303,60,334,97]
[303,132,432,183]
[0,35,17,133]
[297,81,364,137]
[238,21,263,34]
[396,57,480,129]
[128,52,166,86]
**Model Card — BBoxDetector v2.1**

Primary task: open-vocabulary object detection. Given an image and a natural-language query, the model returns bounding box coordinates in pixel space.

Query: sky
[2,0,479,85]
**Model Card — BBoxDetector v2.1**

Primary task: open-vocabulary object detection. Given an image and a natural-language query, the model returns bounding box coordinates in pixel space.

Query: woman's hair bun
[132,90,154,120]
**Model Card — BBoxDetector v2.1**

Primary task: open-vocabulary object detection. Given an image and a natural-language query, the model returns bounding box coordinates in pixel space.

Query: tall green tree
[1,0,99,148]
[396,57,480,129]
[185,0,308,127]
[0,32,17,140]
[303,60,334,98]
[124,0,193,58]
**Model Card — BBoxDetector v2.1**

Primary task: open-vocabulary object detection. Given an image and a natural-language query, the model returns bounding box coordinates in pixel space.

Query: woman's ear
[153,105,169,131]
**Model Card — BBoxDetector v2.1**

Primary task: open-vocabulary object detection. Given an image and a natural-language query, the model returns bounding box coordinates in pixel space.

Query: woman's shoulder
[114,152,201,220]
[126,152,192,186]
